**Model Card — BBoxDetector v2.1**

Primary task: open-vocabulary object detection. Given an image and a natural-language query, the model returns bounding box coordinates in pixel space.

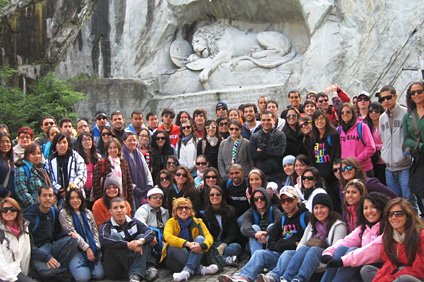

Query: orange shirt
[92,198,132,229]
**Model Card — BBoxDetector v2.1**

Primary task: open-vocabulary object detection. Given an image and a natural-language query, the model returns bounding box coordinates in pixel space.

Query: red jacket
[157,124,180,147]
[373,229,424,282]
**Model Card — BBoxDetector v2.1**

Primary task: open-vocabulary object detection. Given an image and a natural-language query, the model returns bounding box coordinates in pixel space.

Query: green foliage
[0,65,18,79]
[0,0,10,9]
[0,72,85,138]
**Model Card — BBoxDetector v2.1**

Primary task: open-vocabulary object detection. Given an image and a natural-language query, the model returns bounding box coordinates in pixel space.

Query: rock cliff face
[1,0,423,119]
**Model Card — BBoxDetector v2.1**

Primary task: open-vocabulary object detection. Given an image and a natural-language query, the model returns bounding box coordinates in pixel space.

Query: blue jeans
[283,246,324,281]
[241,224,274,255]
[268,250,296,281]
[215,241,243,260]
[166,235,205,274]
[321,246,359,282]
[238,249,280,281]
[30,236,78,278]
[69,251,104,282]
[385,169,418,211]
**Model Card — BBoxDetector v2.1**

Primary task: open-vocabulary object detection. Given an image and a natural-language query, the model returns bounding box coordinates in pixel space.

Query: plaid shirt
[92,158,134,203]
[14,161,48,209]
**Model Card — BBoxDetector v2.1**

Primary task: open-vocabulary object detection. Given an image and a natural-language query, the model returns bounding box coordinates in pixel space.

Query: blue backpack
[337,122,365,146]
[253,206,274,225]
[281,211,307,230]
[32,206,56,233]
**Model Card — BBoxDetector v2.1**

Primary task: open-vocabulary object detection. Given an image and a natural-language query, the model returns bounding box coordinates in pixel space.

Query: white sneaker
[256,273,275,282]
[225,255,239,266]
[200,264,219,275]
[173,270,190,282]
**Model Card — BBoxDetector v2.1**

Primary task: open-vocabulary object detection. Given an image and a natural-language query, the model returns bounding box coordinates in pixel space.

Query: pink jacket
[323,222,382,267]
[338,120,376,172]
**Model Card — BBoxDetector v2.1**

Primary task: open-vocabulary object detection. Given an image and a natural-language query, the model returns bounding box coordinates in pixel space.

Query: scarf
[108,156,122,191]
[206,135,219,147]
[178,217,193,241]
[393,229,405,244]
[314,221,328,240]
[304,188,314,200]
[7,222,19,237]
[122,146,149,206]
[232,138,240,164]
[341,118,357,134]
[181,134,193,146]
[72,210,98,267]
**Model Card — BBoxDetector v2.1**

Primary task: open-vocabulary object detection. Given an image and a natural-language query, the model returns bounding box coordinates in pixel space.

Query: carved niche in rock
[170,22,296,85]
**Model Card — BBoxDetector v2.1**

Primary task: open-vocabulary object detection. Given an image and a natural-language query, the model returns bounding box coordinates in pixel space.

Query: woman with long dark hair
[156,169,174,209]
[167,166,201,214]
[97,126,115,157]
[199,167,223,207]
[122,132,153,208]
[197,120,222,169]
[360,198,424,282]
[299,167,326,212]
[283,107,307,158]
[59,185,104,281]
[150,130,176,182]
[342,179,367,233]
[177,120,198,174]
[0,132,14,198]
[137,128,151,167]
[14,144,51,209]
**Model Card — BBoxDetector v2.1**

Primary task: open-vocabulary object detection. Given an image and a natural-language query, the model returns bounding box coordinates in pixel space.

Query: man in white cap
[134,187,169,279]
[357,90,371,120]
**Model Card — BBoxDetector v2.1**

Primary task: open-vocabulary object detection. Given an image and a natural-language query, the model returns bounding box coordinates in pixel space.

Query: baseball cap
[279,185,299,199]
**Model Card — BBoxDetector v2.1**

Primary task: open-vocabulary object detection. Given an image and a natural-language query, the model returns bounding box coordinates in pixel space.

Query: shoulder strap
[327,135,332,147]
[281,215,286,229]
[33,206,55,233]
[357,122,365,145]
[101,159,105,175]
[269,206,274,223]
[337,126,341,135]
[300,211,306,230]
[226,179,232,189]
[0,229,4,244]
[23,164,30,183]
[411,112,421,151]
[253,210,259,225]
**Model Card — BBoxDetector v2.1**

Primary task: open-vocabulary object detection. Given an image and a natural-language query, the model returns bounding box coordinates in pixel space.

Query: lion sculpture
[185,23,297,83]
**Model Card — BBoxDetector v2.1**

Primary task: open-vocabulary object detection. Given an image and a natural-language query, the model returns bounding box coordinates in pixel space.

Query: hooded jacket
[241,188,282,238]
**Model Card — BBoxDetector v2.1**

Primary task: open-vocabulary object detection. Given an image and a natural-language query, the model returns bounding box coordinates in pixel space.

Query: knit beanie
[282,155,296,166]
[103,173,121,192]
[312,193,333,211]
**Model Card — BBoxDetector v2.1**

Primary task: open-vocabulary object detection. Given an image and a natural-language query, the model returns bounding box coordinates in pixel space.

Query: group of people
[0,81,423,282]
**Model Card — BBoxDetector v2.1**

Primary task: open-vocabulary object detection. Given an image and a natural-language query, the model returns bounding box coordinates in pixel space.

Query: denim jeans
[30,236,79,277]
[385,169,418,211]
[215,241,243,260]
[321,246,359,282]
[361,265,421,282]
[69,251,104,282]
[166,235,205,274]
[283,246,324,281]
[268,250,296,281]
[237,249,280,281]
[241,224,274,255]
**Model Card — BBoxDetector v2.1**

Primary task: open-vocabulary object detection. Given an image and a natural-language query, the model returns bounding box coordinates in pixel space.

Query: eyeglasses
[318,99,328,103]
[43,122,54,126]
[280,198,295,204]
[82,138,92,143]
[18,135,31,140]
[96,117,107,120]
[368,109,380,114]
[302,176,315,181]
[205,126,217,130]
[219,122,229,126]
[340,110,352,115]
[378,94,394,103]
[181,126,191,130]
[163,114,175,119]
[388,210,405,218]
[175,172,188,178]
[1,207,17,213]
[159,177,169,182]
[209,193,222,197]
[229,127,240,131]
[253,196,266,202]
[410,90,423,96]
[167,161,178,165]
[341,165,354,172]
[205,175,217,179]
[156,137,166,141]
[150,195,164,200]
[196,162,207,166]
[357,97,369,102]
[299,121,311,128]
[286,114,297,119]
[177,206,191,211]
[102,132,113,136]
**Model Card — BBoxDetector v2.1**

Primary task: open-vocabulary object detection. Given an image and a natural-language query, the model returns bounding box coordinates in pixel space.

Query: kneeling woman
[161,198,218,282]
[261,193,347,282]
[59,185,104,282]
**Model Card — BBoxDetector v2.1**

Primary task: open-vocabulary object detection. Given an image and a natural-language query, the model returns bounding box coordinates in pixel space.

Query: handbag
[408,112,424,197]
[197,219,225,272]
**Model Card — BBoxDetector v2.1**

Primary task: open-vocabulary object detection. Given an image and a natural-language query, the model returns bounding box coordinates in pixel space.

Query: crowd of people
[0,81,424,282]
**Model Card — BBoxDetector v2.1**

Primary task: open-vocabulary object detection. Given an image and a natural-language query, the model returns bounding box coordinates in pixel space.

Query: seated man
[134,187,170,279]
[219,186,310,282]
[99,197,155,282]
[23,185,78,278]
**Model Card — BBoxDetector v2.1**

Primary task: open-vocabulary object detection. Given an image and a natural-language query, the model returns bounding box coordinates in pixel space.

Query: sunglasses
[300,121,311,128]
[175,172,188,178]
[286,114,297,118]
[181,126,191,130]
[410,90,423,96]
[205,175,217,179]
[156,137,166,141]
[229,127,240,131]
[219,122,229,126]
[205,126,217,130]
[280,198,295,204]
[368,109,381,114]
[378,94,394,103]
[302,176,315,181]
[159,177,169,182]
[177,206,191,211]
[217,108,226,111]
[388,210,405,218]
[341,165,354,172]
[253,196,266,202]
[1,207,18,213]
[357,97,369,102]
[340,110,352,115]
[167,161,178,165]
[196,162,207,166]
[150,195,164,200]
[209,193,222,197]
[43,122,54,126]
[102,132,113,136]
[333,168,340,173]
[318,99,328,103]
[96,116,107,120]
[163,114,175,119]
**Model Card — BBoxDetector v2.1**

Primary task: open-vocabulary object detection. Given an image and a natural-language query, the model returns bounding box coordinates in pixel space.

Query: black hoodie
[267,203,311,253]
[241,188,282,238]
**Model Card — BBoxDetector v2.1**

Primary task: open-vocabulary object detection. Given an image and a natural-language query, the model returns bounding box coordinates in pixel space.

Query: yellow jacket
[160,217,214,262]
